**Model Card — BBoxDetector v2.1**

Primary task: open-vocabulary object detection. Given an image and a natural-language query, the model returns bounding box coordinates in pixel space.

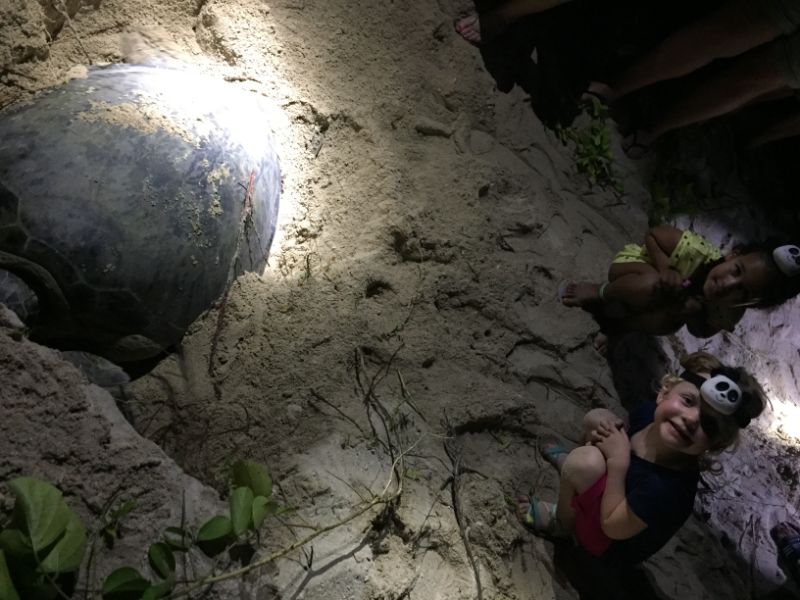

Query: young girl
[560,225,800,338]
[517,352,765,564]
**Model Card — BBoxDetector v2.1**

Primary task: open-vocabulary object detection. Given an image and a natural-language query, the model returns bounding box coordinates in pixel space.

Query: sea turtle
[0,64,280,362]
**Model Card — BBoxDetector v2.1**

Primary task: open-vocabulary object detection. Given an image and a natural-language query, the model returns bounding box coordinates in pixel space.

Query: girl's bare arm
[643,225,683,272]
[592,426,648,540]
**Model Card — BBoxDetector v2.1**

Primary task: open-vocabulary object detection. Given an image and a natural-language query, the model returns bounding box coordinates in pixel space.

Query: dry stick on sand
[168,436,421,599]
[355,345,404,459]
[176,356,416,598]
[51,0,93,65]
[308,387,370,439]
[443,420,484,600]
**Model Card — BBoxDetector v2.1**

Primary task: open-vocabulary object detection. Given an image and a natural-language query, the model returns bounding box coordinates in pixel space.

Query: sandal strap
[779,536,800,558]
[525,499,560,536]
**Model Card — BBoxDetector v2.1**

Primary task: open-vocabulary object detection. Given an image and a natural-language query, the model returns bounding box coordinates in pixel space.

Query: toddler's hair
[732,241,800,308]
[660,352,766,451]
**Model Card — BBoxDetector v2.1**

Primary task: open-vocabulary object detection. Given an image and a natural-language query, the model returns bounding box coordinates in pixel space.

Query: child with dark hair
[559,225,800,339]
[517,352,765,565]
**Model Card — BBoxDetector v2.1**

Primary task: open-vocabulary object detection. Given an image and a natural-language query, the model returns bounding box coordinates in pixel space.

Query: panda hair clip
[680,371,742,415]
[773,245,800,277]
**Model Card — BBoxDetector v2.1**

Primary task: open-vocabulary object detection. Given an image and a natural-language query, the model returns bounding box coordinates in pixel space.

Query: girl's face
[702,253,772,306]
[654,377,724,456]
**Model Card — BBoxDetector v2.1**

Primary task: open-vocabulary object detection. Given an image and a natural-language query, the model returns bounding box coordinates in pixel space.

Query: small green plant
[0,460,289,600]
[557,97,623,193]
[0,476,87,600]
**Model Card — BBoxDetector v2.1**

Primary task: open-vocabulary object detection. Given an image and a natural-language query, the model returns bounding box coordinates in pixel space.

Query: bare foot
[586,81,616,105]
[454,11,504,45]
[558,281,601,307]
[593,332,608,356]
[454,12,483,45]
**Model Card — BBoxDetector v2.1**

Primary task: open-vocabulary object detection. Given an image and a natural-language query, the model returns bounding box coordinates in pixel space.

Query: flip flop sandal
[518,496,563,537]
[622,131,650,160]
[772,522,800,583]
[538,438,570,470]
[557,281,573,305]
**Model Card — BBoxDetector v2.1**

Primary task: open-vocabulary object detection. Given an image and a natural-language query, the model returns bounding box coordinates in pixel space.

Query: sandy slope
[2,1,800,598]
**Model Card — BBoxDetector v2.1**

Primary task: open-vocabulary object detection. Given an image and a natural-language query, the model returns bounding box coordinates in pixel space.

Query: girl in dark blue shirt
[518,351,765,564]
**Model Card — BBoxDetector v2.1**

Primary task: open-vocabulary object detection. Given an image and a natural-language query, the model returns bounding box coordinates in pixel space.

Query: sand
[2,1,800,598]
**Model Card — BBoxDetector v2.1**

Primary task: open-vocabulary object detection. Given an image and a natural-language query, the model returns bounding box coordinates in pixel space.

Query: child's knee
[561,445,607,489]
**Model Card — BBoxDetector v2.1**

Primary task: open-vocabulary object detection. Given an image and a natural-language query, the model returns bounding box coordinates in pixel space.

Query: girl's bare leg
[561,263,659,309]
[602,263,662,311]
[590,0,783,103]
[615,306,684,336]
[556,445,607,532]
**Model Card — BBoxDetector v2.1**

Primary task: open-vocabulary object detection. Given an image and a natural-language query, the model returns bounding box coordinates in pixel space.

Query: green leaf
[0,529,32,558]
[0,551,20,600]
[229,487,254,536]
[251,496,271,529]
[142,581,173,600]
[109,500,136,521]
[231,460,272,498]
[147,543,175,580]
[197,516,232,542]
[101,567,150,600]
[196,516,233,557]
[39,510,86,573]
[163,527,190,552]
[9,477,69,552]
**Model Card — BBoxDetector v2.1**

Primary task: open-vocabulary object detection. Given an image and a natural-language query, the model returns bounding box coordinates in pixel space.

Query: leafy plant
[100,459,286,599]
[0,460,288,599]
[0,476,87,600]
[557,97,623,193]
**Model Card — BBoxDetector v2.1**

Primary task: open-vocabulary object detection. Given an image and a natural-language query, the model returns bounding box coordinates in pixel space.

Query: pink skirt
[571,473,613,556]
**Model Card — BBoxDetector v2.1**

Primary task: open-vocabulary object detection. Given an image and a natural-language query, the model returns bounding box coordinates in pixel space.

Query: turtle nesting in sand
[0,64,280,363]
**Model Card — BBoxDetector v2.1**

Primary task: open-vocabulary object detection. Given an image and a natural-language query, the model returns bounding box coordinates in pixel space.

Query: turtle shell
[0,64,280,358]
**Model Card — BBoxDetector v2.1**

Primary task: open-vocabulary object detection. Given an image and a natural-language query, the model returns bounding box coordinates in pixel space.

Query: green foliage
[196,515,234,557]
[0,551,21,600]
[557,97,623,193]
[230,487,255,536]
[0,477,86,600]
[251,496,279,530]
[147,543,175,580]
[102,567,150,600]
[0,461,284,599]
[101,499,136,548]
[162,527,190,552]
[231,459,273,498]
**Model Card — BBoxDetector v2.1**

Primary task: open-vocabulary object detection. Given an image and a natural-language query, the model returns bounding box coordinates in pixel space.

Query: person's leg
[634,42,791,148]
[589,0,783,103]
[555,445,607,533]
[749,109,800,147]
[602,267,661,312]
[516,445,606,535]
[455,0,567,44]
[560,266,660,310]
[615,306,684,336]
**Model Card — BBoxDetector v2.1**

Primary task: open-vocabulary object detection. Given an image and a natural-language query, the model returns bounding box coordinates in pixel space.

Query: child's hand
[590,425,631,466]
[656,267,685,292]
